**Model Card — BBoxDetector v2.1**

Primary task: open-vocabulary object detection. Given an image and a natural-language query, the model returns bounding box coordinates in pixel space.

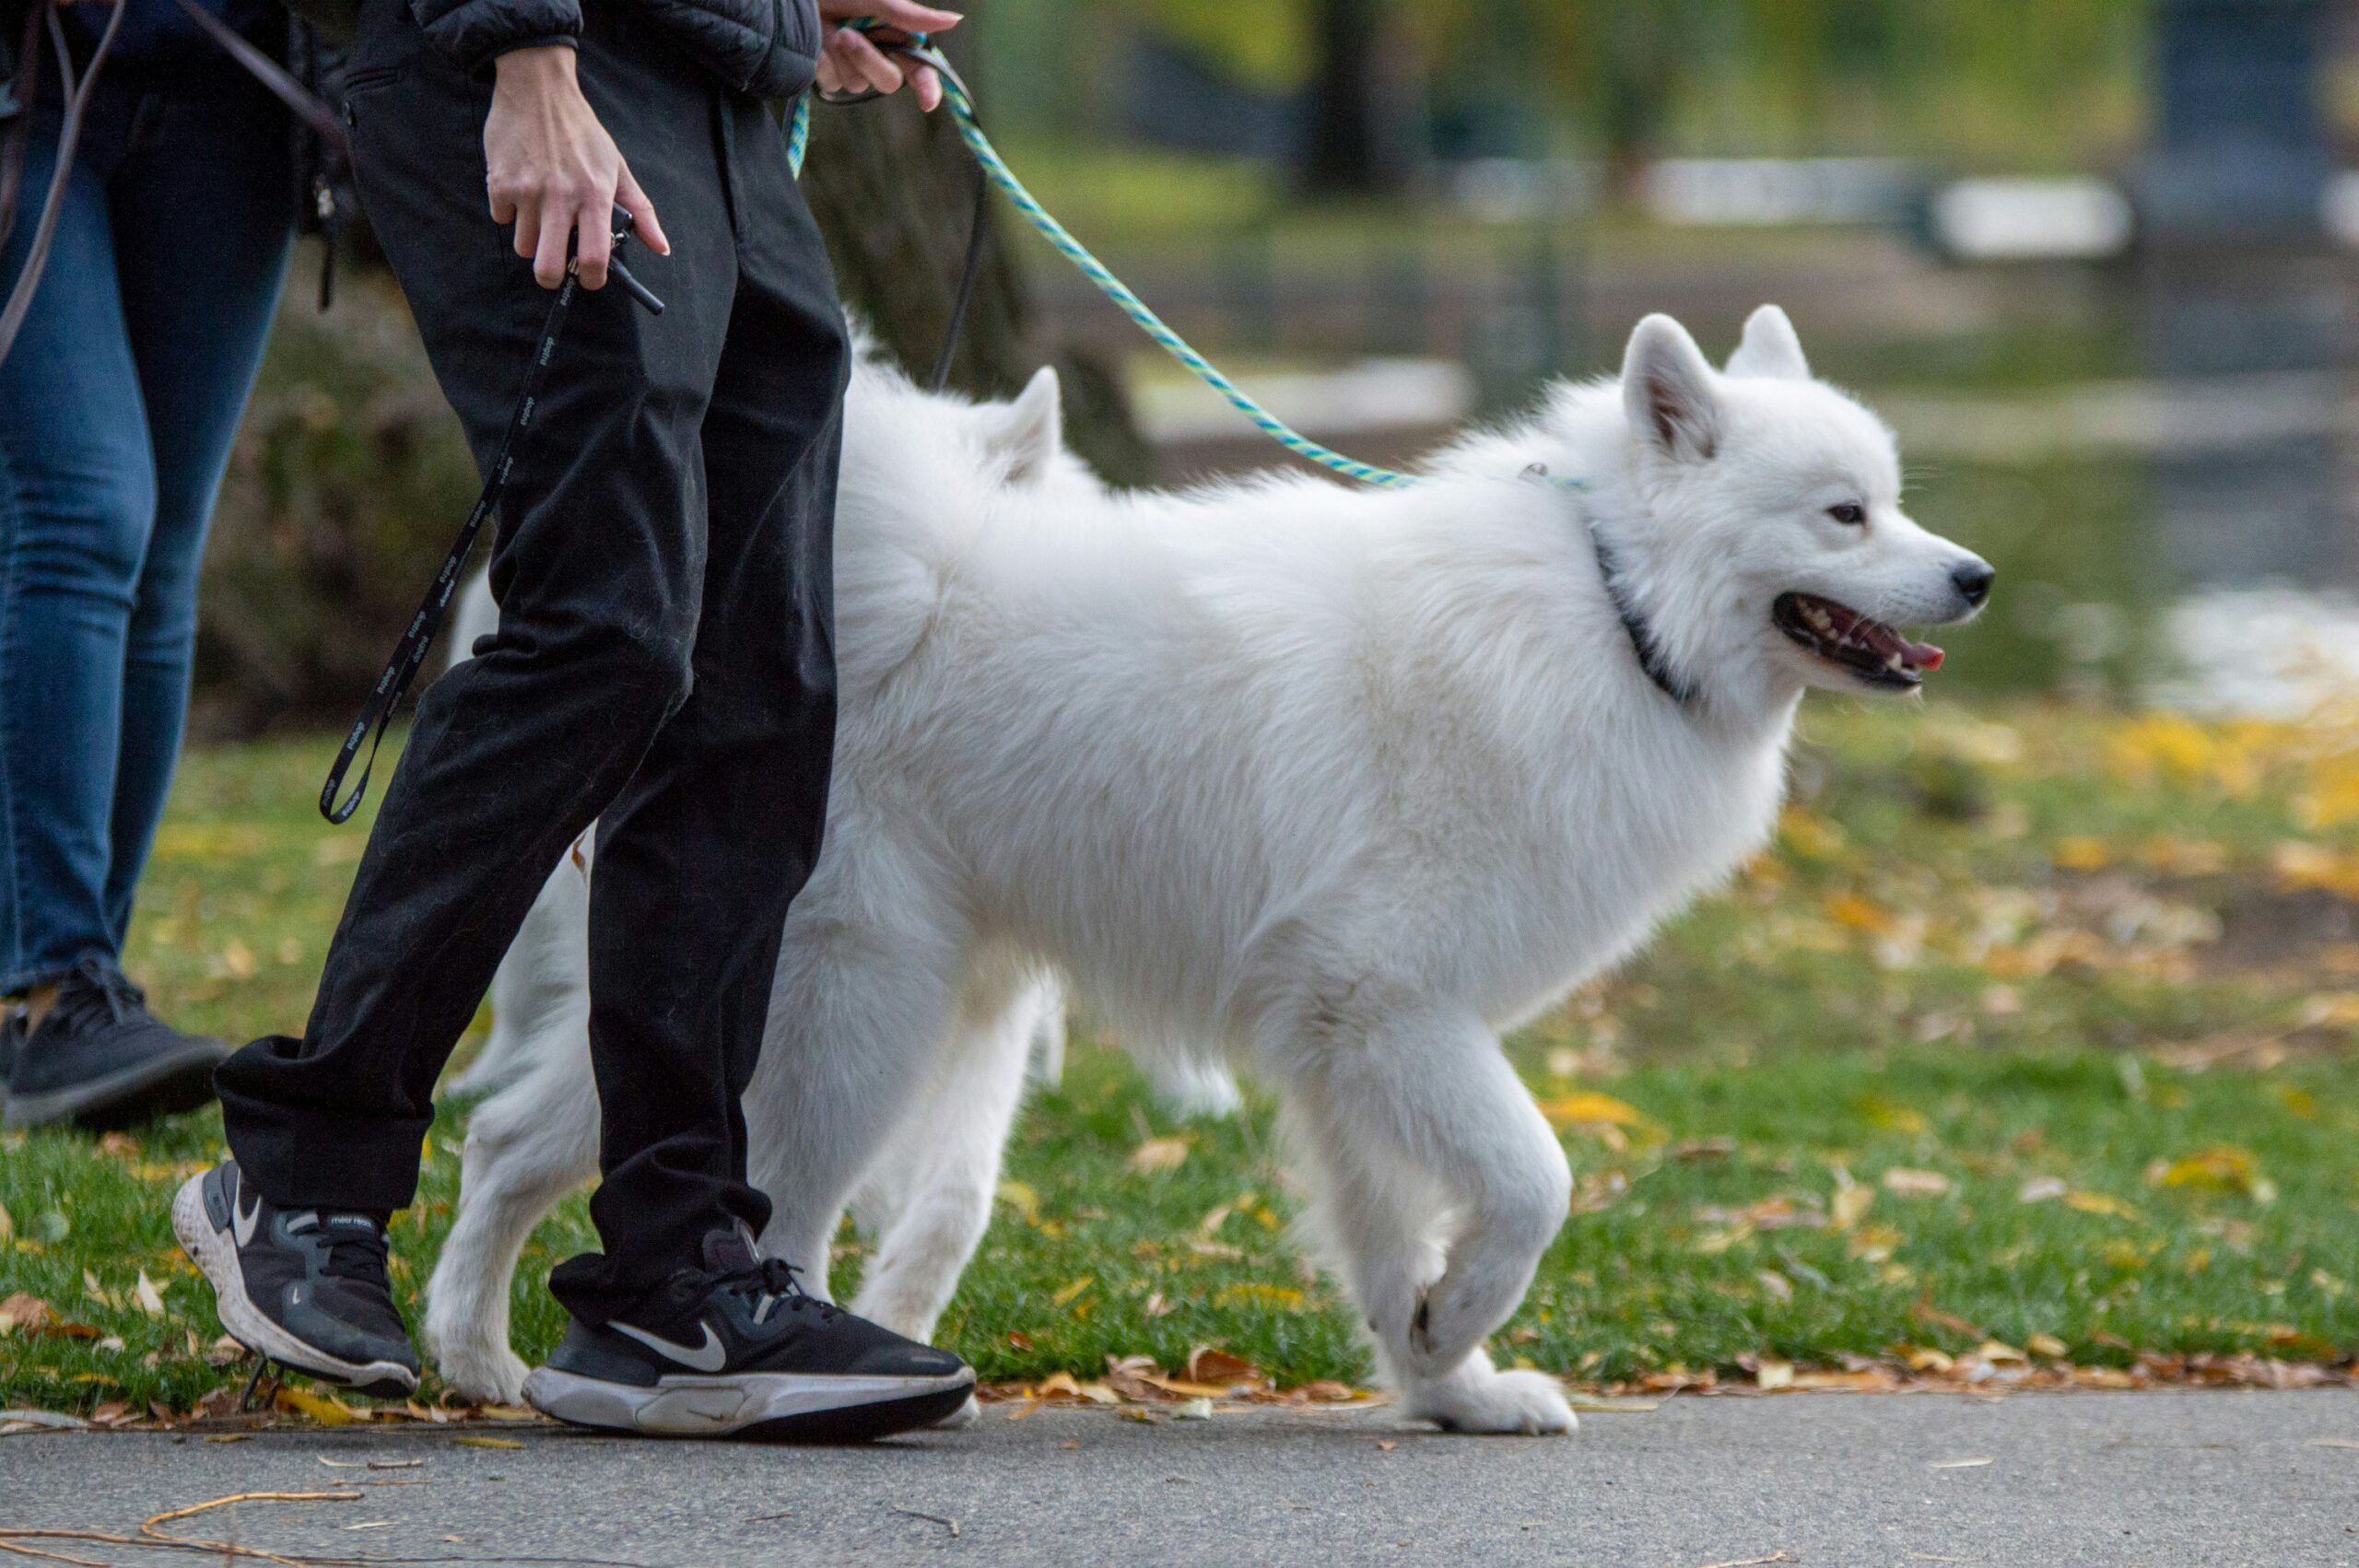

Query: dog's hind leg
[1284,1007,1574,1434]
[423,1047,601,1405]
[839,960,1045,1430]
[740,849,972,1308]
[849,959,1045,1341]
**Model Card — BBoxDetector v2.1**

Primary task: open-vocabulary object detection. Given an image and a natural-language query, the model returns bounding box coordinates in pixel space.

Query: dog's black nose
[1952,561,1995,607]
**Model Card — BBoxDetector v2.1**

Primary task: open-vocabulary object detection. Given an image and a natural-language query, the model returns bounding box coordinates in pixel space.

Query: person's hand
[485,45,669,291]
[816,0,963,111]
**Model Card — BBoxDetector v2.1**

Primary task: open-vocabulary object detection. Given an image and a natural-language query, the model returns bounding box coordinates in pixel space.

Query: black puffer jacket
[409,0,819,97]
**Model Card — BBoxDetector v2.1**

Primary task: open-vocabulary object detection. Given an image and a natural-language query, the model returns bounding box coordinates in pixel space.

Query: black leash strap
[319,273,580,822]
[928,157,989,393]
[322,215,663,823]
[819,33,987,393]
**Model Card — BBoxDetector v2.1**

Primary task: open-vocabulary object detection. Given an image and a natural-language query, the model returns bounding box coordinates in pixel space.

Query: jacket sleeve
[407,0,582,74]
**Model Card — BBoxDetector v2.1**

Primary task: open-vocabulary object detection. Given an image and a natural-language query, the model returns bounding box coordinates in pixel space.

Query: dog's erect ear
[1623,313,1720,462]
[1726,304,1809,380]
[988,366,1064,484]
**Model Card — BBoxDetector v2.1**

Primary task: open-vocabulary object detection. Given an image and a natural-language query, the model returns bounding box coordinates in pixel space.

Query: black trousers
[215,0,846,1323]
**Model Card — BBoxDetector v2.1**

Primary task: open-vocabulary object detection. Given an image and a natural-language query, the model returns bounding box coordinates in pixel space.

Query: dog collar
[1587,525,1696,707]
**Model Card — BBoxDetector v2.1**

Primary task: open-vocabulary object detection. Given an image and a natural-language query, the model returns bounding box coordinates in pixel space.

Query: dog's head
[1607,306,1991,701]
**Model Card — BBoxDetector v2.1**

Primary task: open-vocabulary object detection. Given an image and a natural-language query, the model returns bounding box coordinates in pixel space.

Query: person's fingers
[616,162,667,255]
[816,48,845,95]
[835,29,905,96]
[511,194,542,263]
[863,0,962,33]
[490,184,519,226]
[910,61,943,111]
[532,204,573,288]
[843,29,905,97]
[573,198,612,289]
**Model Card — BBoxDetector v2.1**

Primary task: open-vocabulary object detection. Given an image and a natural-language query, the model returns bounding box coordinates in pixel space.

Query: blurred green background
[204,0,2359,731]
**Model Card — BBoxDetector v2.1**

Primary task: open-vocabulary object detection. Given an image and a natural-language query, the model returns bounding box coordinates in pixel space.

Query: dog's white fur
[425,308,1989,1434]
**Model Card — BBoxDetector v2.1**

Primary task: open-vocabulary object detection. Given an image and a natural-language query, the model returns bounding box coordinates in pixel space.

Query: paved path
[5,1389,2356,1566]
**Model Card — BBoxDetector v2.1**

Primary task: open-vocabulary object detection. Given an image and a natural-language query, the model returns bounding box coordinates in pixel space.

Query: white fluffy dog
[425,307,1990,1435]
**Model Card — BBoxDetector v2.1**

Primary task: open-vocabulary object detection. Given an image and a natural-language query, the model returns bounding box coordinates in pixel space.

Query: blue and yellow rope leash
[792,32,1427,491]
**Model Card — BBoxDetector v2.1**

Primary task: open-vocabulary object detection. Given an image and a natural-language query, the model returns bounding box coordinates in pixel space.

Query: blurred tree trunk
[798,69,1157,487]
[1302,0,1410,196]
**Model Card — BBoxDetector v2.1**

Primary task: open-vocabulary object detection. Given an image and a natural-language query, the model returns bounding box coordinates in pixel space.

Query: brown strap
[169,0,346,150]
[0,0,125,364]
[0,0,349,366]
[0,0,48,253]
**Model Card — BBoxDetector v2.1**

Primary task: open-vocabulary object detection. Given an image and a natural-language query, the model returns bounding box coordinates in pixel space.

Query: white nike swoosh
[612,1319,728,1372]
[232,1192,261,1248]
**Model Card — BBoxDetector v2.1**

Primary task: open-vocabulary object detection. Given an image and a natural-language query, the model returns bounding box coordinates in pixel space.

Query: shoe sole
[522,1363,977,1443]
[170,1173,419,1399]
[6,1040,225,1130]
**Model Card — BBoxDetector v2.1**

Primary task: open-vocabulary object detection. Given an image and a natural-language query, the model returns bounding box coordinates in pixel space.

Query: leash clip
[600,206,665,316]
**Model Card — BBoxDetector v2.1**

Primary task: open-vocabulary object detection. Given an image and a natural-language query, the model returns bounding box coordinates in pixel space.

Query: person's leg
[545,87,848,1325]
[517,81,970,1443]
[0,89,231,1129]
[103,76,292,947]
[209,6,738,1214]
[0,101,147,1000]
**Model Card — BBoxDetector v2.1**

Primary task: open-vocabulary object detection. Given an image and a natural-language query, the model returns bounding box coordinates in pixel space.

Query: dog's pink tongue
[1857,614,1947,673]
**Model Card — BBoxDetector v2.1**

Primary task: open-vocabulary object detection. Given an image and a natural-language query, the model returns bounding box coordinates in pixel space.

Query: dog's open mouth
[1773,591,1944,690]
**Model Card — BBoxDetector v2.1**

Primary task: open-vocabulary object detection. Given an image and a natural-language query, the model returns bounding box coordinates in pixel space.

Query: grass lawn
[6,697,2359,1417]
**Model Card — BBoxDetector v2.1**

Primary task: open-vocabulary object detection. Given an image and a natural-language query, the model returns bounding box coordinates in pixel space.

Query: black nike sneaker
[522,1227,974,1441]
[171,1161,420,1398]
[5,957,228,1129]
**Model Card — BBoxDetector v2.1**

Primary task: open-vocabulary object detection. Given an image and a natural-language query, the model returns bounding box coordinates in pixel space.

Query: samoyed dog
[426,307,1991,1435]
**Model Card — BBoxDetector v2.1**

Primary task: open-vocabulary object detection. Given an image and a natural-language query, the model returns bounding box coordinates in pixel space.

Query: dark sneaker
[4,957,229,1129]
[522,1228,973,1441]
[172,1160,420,1398]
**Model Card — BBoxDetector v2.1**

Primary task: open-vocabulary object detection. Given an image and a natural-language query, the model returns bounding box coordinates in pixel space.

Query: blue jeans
[0,67,291,995]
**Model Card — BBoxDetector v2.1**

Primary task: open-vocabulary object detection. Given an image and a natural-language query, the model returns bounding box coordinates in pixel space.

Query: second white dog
[427,307,1990,1434]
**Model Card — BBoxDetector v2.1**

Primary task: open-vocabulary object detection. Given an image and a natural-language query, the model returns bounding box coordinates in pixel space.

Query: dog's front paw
[933,1393,981,1430]
[428,1336,532,1407]
[1404,1360,1578,1436]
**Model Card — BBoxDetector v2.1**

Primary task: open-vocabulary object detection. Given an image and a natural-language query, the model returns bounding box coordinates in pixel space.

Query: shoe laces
[51,957,148,1032]
[730,1258,839,1327]
[307,1213,396,1300]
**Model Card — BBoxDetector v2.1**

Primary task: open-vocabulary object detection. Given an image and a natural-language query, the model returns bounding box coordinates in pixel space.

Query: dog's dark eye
[1826,502,1866,526]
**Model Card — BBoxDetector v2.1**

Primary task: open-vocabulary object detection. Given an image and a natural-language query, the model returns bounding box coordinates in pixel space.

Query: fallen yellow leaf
[276,1386,360,1426]
[2062,1189,2142,1221]
[2049,837,2111,870]
[1127,1136,1191,1175]
[1857,1094,1927,1135]
[1212,1282,1306,1311]
[449,1435,523,1449]
[1831,1182,1875,1231]
[1050,1276,1095,1307]
[1881,1167,1951,1199]
[2153,1145,2273,1200]
[994,1179,1041,1223]
[1536,1091,1648,1130]
[1825,891,1895,934]
[1754,1358,1794,1390]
